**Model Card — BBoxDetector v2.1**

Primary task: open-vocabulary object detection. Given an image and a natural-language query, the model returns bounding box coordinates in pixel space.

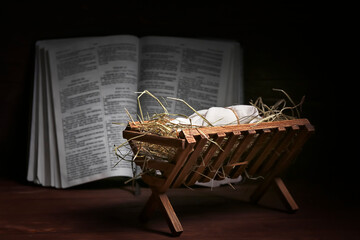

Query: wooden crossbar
[123,118,314,236]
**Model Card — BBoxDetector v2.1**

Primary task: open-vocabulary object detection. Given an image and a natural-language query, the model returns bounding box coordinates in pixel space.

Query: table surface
[0,178,359,240]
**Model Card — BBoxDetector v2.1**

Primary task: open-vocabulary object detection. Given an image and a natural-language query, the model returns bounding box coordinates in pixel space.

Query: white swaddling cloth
[173,105,261,127]
[172,105,261,188]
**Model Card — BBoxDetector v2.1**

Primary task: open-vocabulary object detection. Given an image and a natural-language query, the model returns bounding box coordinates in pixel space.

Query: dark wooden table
[1,178,359,240]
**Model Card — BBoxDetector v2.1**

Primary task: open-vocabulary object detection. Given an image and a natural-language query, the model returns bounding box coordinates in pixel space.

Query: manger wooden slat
[141,174,166,189]
[158,139,195,193]
[123,130,185,149]
[136,159,175,178]
[231,129,272,179]
[202,130,242,182]
[181,119,311,137]
[171,135,209,188]
[271,124,314,177]
[257,125,300,176]
[248,127,287,175]
[223,130,257,176]
[185,132,226,186]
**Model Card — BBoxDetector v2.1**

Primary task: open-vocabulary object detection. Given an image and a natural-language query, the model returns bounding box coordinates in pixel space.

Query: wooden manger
[123,118,314,236]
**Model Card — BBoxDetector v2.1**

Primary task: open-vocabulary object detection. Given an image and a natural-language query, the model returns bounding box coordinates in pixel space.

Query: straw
[250,88,305,123]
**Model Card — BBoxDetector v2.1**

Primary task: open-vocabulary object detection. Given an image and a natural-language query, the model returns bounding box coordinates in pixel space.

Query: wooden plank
[247,127,286,175]
[158,137,196,193]
[185,132,226,186]
[201,131,242,182]
[171,135,209,188]
[141,174,166,189]
[231,129,272,179]
[270,125,314,177]
[181,119,311,137]
[123,130,185,149]
[223,130,257,176]
[135,159,175,178]
[257,125,300,176]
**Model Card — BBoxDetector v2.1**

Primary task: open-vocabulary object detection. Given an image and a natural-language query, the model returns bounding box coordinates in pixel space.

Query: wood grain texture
[1,179,359,240]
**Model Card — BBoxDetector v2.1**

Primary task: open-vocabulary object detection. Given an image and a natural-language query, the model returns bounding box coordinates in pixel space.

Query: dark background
[0,2,354,197]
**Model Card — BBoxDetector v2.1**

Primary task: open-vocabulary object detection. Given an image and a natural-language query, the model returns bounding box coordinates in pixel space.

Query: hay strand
[250,89,305,123]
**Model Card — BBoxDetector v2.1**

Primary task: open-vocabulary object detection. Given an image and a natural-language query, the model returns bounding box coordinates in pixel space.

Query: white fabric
[173,105,261,127]
[172,105,262,188]
[195,175,243,188]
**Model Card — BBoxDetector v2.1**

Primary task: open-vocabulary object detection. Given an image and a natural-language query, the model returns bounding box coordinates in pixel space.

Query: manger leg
[250,177,272,204]
[139,191,183,236]
[158,193,183,236]
[139,192,159,222]
[273,177,299,212]
[250,177,298,213]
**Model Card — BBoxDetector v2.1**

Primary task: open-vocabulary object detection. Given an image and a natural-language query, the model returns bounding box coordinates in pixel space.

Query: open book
[27,35,243,188]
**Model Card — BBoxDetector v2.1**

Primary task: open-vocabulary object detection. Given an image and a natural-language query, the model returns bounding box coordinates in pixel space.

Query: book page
[27,45,51,187]
[27,46,40,183]
[32,39,76,188]
[46,35,139,188]
[44,49,62,188]
[138,37,243,116]
[38,47,52,186]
